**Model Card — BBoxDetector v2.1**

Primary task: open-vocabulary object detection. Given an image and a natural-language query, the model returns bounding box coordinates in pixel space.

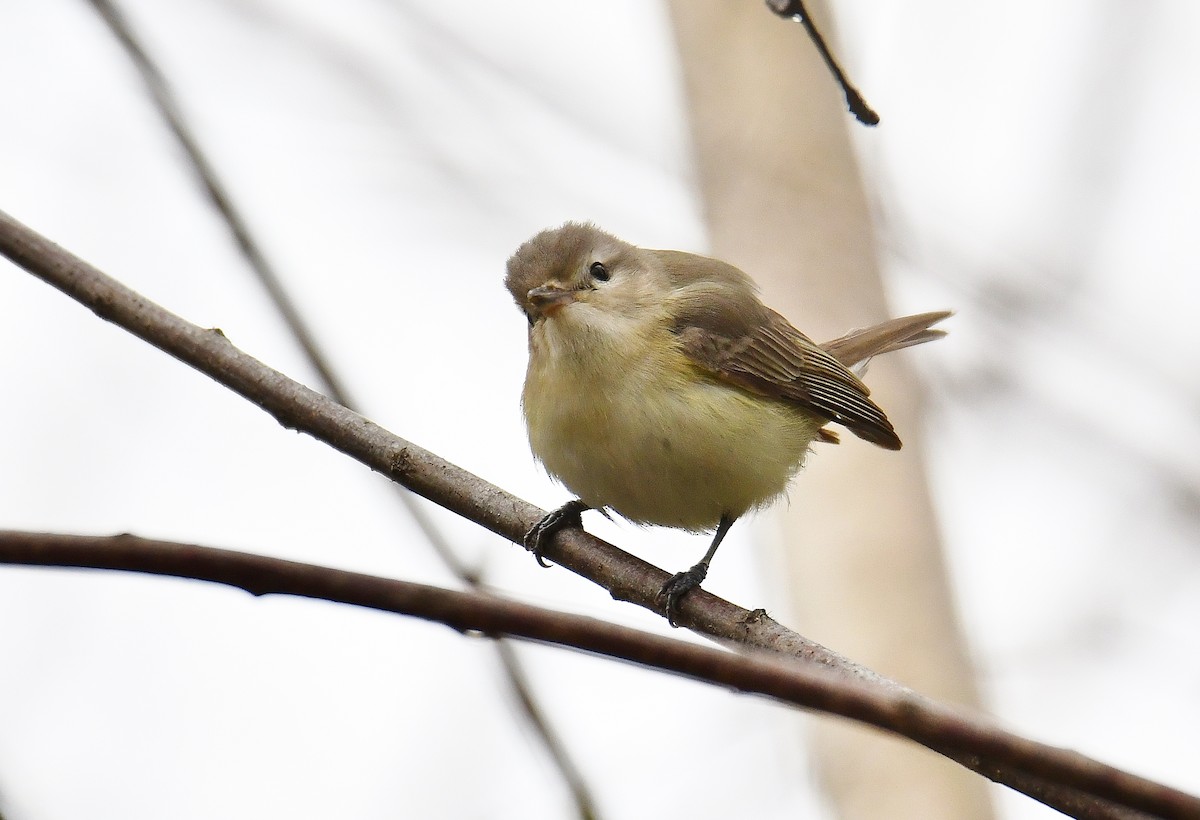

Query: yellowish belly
[523,345,821,531]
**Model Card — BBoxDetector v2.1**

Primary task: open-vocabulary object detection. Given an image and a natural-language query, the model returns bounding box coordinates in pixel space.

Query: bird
[505,222,948,624]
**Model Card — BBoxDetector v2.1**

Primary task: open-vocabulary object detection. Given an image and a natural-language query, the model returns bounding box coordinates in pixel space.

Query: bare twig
[0,209,1191,818]
[764,0,880,125]
[81,3,599,814]
[493,640,599,820]
[0,531,1196,820]
[85,0,352,401]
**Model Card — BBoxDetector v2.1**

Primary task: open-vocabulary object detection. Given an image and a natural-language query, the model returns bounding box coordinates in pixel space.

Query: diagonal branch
[764,0,880,125]
[1,530,1197,820]
[0,209,1191,818]
[82,2,597,814]
[84,0,351,402]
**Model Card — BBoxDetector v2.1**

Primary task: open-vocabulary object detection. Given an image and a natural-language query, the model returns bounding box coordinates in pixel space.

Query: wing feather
[668,303,901,449]
[656,251,948,451]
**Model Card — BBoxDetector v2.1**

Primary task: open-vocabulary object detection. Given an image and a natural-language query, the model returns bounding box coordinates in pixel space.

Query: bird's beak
[526,284,578,319]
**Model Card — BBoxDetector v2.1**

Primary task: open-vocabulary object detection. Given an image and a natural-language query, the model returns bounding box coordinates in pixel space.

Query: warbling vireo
[505,222,948,623]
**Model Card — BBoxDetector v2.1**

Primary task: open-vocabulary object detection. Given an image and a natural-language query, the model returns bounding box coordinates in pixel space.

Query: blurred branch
[0,530,1196,819]
[0,209,1191,818]
[763,0,879,125]
[84,0,350,401]
[81,3,598,815]
[492,640,599,820]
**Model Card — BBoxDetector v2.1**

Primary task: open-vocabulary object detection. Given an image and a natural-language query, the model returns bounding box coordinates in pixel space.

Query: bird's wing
[673,303,903,451]
[655,251,950,450]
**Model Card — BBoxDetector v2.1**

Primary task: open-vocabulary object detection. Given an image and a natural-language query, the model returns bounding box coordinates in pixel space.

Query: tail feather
[820,311,952,368]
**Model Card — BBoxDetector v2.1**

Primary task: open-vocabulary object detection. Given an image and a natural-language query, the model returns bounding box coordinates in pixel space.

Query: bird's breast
[522,319,822,531]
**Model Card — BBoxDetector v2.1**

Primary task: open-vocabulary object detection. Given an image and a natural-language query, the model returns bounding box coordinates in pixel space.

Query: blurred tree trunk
[666,3,993,818]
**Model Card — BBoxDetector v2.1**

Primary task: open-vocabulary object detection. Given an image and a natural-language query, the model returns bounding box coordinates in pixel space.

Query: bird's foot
[658,561,710,627]
[523,499,589,568]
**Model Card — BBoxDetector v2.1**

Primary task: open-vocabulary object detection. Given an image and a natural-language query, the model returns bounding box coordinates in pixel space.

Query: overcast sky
[1,2,1197,818]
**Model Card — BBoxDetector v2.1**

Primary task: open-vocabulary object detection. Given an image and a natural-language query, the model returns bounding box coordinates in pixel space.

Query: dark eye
[589,261,610,282]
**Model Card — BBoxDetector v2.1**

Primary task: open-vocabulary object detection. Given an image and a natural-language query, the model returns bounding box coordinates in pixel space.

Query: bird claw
[658,562,710,627]
[523,499,589,567]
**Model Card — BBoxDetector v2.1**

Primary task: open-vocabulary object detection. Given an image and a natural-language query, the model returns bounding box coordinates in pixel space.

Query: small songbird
[505,222,948,624]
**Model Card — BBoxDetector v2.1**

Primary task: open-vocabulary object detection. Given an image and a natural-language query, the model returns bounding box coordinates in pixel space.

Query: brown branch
[0,531,1196,820]
[0,209,1192,817]
[81,3,598,814]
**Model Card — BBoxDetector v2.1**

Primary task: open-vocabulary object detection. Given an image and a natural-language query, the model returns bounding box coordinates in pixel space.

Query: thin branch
[764,0,880,126]
[0,209,1185,818]
[493,640,600,820]
[81,3,597,814]
[85,0,351,402]
[83,0,465,575]
[0,531,1196,820]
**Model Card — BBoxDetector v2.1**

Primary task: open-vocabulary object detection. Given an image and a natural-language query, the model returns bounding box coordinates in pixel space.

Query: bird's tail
[820,311,952,369]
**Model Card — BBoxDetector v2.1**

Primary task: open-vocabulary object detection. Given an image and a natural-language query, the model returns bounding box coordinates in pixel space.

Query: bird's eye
[589,261,610,282]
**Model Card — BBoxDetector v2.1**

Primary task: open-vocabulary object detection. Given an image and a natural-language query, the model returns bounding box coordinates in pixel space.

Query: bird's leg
[524,499,590,568]
[658,514,736,627]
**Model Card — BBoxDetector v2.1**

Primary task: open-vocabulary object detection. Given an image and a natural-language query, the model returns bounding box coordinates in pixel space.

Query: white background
[1,2,1197,818]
